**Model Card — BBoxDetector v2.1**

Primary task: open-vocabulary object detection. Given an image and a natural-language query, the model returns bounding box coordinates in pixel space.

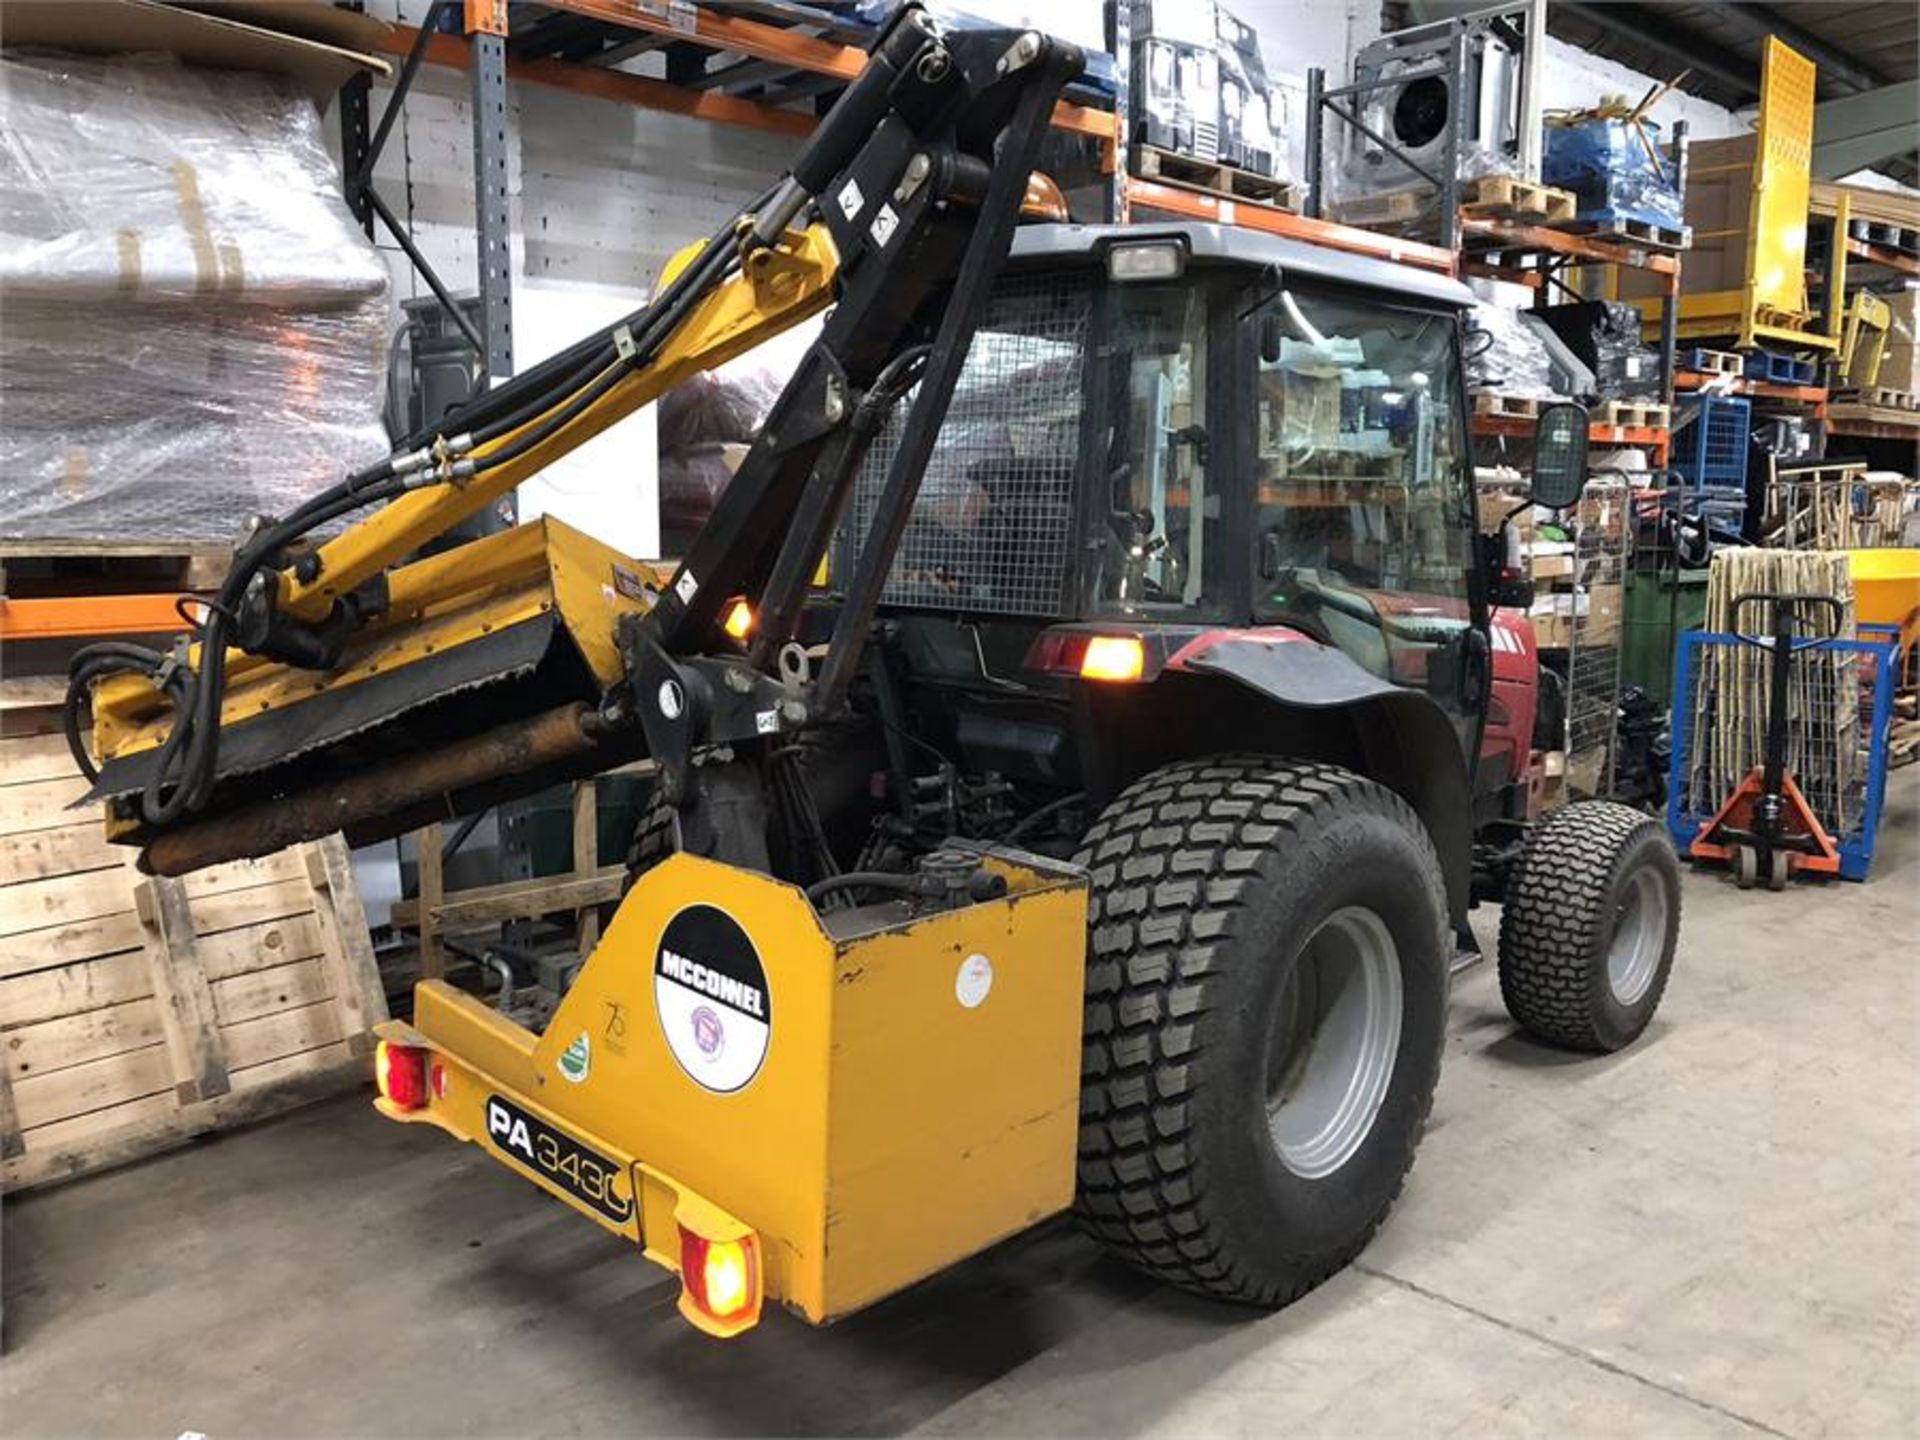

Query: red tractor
[76,8,1679,1328]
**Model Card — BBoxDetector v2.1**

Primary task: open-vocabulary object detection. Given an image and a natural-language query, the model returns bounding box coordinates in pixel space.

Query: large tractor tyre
[1497,801,1681,1053]
[1074,757,1450,1308]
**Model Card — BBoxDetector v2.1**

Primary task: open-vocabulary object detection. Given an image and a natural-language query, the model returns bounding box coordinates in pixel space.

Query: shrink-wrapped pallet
[0,50,390,542]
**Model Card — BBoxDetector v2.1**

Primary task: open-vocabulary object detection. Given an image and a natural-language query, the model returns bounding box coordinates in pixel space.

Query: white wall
[345,1,801,558]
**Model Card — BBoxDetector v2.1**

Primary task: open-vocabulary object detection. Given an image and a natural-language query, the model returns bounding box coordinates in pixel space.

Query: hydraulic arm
[72,7,1083,876]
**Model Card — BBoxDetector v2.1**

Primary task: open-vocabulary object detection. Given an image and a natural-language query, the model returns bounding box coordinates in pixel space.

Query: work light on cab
[1106,238,1186,283]
[374,1039,429,1113]
[677,1226,763,1337]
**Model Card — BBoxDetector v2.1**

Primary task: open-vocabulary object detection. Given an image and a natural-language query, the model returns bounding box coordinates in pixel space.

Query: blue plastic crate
[1672,396,1751,489]
[1743,350,1816,386]
[1679,346,1729,373]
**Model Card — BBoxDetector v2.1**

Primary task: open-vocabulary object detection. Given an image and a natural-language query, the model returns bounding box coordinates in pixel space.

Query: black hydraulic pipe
[814,49,1073,712]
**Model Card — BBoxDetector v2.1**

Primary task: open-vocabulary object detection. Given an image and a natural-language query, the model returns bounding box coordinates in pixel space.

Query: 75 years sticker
[653,904,771,1093]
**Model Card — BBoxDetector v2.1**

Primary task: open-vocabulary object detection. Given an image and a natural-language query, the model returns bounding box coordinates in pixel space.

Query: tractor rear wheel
[1498,801,1681,1052]
[1074,756,1449,1308]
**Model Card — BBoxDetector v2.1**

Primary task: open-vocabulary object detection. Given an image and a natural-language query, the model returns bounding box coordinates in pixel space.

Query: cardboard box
[1532,612,1572,649]
[1586,581,1623,644]
[1478,489,1534,542]
[0,0,390,103]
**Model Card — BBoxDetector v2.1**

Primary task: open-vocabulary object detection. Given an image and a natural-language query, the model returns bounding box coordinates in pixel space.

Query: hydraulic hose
[64,177,783,825]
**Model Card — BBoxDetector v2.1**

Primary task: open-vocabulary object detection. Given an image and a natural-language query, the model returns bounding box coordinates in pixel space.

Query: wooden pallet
[0,539,231,596]
[1132,145,1298,210]
[1327,186,1433,228]
[1596,399,1671,429]
[1562,217,1689,252]
[1472,391,1545,420]
[1459,175,1575,224]
[0,693,386,1191]
[1834,385,1919,412]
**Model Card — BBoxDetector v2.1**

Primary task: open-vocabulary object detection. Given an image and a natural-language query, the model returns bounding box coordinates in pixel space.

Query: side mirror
[1530,401,1589,511]
[1259,312,1285,366]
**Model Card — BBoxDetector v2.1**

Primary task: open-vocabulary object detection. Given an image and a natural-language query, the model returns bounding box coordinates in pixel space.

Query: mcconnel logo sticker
[654,905,770,1093]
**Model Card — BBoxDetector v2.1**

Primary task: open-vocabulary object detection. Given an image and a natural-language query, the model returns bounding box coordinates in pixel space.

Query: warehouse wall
[341,2,803,555]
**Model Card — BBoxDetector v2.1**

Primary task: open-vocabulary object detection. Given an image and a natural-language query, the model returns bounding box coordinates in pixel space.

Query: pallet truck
[1691,591,1846,890]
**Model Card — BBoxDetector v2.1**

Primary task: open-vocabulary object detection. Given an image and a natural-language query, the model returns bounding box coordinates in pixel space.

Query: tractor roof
[1010,222,1474,310]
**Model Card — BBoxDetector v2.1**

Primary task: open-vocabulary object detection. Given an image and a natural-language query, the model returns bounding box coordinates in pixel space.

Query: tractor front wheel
[1074,757,1449,1308]
[1498,802,1681,1052]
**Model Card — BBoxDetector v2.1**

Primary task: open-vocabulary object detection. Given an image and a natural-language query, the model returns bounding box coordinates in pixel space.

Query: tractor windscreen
[1249,287,1474,688]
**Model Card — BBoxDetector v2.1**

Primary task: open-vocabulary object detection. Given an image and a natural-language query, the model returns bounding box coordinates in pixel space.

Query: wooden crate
[0,691,387,1191]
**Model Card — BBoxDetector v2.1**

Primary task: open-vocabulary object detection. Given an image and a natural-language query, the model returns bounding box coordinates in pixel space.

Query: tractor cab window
[1249,288,1473,687]
[1092,282,1218,615]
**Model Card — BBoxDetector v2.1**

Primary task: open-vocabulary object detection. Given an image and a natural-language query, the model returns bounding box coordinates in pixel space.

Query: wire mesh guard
[1565,478,1628,797]
[841,274,1091,618]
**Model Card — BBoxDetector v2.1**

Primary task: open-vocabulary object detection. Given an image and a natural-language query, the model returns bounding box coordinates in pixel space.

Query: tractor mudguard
[1170,635,1477,926]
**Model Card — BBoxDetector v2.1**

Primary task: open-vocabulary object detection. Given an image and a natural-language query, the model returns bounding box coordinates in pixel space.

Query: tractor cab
[844,222,1570,838]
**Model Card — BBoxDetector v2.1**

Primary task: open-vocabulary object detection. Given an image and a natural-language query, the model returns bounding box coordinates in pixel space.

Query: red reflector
[679,1226,759,1329]
[375,1040,429,1111]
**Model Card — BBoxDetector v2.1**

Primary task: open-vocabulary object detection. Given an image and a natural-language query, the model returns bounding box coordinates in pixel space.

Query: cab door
[1242,283,1488,759]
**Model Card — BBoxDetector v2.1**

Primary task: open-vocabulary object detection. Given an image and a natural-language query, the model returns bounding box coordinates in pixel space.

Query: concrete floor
[6,773,1916,1438]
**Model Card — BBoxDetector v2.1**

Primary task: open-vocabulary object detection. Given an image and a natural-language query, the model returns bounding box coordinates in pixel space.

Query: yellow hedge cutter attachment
[67,6,1094,1335]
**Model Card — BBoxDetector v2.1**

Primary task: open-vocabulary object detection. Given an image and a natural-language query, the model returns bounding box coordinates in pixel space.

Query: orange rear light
[375,1040,429,1111]
[1021,170,1070,222]
[1079,634,1146,682]
[723,598,753,640]
[677,1226,762,1337]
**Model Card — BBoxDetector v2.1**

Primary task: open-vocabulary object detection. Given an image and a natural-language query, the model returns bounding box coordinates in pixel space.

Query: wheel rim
[1265,906,1403,1180]
[1606,865,1668,1005]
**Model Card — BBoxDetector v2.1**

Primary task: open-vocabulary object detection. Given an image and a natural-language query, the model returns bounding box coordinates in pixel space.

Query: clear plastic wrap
[1332,24,1524,216]
[658,370,784,451]
[1464,302,1556,398]
[1542,118,1685,232]
[1534,300,1662,401]
[0,51,391,542]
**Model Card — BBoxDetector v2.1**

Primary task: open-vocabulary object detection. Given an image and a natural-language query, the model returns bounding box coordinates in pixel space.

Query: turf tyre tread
[1497,801,1680,1052]
[1073,755,1446,1308]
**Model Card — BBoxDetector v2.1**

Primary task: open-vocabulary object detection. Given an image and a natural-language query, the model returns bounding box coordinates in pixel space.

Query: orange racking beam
[379,25,814,138]
[0,595,190,642]
[538,0,1116,142]
[1459,217,1681,280]
[380,9,1115,147]
[1125,177,1457,274]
